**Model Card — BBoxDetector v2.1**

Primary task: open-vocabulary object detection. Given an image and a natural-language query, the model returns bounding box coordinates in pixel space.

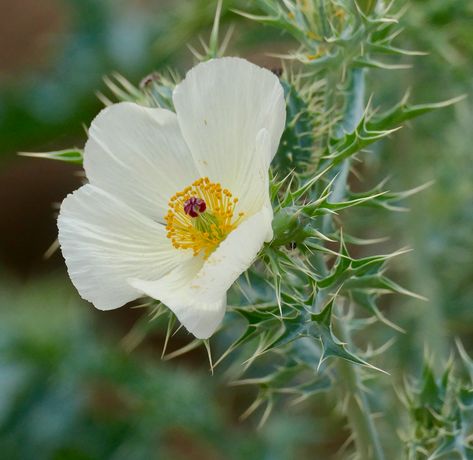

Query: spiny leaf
[344,180,434,212]
[369,94,466,129]
[162,338,203,361]
[233,0,311,46]
[321,95,465,167]
[269,312,311,349]
[353,57,411,70]
[301,190,387,216]
[19,149,84,165]
[99,71,179,110]
[102,73,144,104]
[311,298,384,372]
[317,236,351,288]
[402,358,473,460]
[351,290,405,333]
[343,274,428,301]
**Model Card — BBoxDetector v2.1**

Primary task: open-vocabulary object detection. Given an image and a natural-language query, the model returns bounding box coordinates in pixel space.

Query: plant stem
[321,66,386,459]
[336,321,386,460]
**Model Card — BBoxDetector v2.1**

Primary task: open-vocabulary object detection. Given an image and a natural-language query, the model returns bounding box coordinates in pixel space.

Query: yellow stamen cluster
[165,177,244,258]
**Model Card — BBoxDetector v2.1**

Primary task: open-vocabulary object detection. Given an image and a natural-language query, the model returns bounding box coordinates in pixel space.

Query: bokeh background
[0,0,471,458]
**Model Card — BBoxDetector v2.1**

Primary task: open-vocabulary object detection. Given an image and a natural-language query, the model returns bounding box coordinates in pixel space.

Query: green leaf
[344,180,434,212]
[311,298,380,370]
[342,274,427,301]
[351,290,405,332]
[321,95,465,167]
[19,149,84,165]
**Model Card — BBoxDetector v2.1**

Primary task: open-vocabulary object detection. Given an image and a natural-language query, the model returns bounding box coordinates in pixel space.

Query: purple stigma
[184,197,207,218]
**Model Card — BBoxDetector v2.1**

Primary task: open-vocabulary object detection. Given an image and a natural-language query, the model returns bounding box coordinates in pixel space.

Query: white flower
[57,57,286,339]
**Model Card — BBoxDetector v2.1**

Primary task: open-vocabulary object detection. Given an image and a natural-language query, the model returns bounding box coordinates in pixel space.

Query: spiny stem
[336,320,386,460]
[322,66,386,458]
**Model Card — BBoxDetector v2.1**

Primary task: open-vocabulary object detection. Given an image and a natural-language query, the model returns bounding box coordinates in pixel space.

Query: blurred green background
[0,0,472,458]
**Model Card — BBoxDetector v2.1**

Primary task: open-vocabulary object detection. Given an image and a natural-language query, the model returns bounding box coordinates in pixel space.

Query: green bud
[271,208,310,247]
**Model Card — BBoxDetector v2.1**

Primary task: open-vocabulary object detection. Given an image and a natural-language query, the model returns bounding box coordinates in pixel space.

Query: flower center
[183,197,206,217]
[165,177,244,258]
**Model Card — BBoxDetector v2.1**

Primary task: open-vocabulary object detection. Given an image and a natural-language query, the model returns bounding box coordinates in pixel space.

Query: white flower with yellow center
[58,57,286,338]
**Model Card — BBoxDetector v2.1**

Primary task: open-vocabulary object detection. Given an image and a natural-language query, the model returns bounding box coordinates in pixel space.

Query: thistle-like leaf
[19,148,84,165]
[321,95,465,167]
[311,297,382,371]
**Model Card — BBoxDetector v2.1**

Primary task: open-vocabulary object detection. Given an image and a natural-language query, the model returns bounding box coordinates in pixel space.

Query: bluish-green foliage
[4,0,473,459]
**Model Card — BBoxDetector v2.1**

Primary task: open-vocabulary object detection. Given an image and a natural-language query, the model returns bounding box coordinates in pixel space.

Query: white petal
[84,102,199,222]
[173,57,286,214]
[130,206,273,338]
[235,128,273,217]
[58,184,191,310]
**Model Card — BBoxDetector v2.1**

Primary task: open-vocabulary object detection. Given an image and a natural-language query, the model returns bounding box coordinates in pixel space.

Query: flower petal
[173,57,285,214]
[84,102,199,222]
[130,206,273,338]
[234,127,273,217]
[58,184,191,310]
